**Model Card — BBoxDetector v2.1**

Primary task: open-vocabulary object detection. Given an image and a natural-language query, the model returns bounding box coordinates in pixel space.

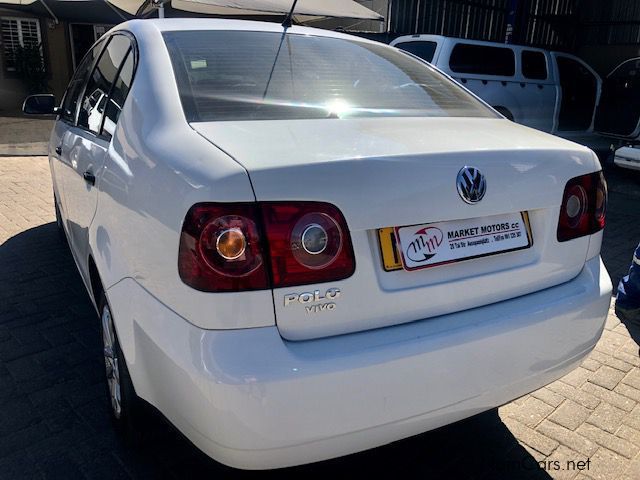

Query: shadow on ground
[0,223,552,479]
[601,166,640,289]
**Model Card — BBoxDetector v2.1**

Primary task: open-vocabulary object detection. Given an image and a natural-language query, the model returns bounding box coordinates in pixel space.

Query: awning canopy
[110,0,383,20]
[0,1,133,23]
[0,0,383,22]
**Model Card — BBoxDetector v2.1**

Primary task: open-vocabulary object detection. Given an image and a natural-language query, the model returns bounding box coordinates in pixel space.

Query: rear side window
[449,44,515,77]
[522,50,547,80]
[102,51,135,139]
[395,41,437,63]
[60,39,106,123]
[164,31,496,122]
[78,34,131,135]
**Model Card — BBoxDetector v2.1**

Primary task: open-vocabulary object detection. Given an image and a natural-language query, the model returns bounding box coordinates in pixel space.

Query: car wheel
[99,294,148,443]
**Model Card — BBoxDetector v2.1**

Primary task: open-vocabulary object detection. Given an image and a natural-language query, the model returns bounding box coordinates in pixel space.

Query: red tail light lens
[261,202,355,288]
[178,202,356,291]
[557,171,607,242]
[178,203,268,292]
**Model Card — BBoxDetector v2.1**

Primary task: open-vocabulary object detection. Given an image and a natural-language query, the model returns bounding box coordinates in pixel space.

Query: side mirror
[22,94,57,115]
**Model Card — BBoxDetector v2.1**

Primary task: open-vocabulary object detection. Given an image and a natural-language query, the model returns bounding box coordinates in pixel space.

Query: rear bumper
[107,256,611,470]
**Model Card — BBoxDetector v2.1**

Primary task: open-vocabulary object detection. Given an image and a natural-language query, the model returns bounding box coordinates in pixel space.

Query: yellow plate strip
[378,227,403,271]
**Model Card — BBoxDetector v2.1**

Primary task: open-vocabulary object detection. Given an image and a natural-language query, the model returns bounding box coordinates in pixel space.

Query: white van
[390,35,602,140]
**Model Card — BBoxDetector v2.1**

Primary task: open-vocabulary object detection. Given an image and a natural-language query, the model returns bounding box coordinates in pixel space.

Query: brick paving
[1,156,640,479]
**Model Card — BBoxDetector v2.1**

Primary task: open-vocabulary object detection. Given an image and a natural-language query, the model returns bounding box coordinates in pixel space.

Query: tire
[99,294,148,443]
[493,106,514,122]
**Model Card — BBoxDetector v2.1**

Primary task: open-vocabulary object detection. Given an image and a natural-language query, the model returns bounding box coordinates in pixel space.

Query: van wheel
[494,106,514,121]
[99,294,148,443]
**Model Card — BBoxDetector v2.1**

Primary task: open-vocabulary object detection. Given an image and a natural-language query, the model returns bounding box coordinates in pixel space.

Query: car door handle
[55,145,62,155]
[83,171,96,186]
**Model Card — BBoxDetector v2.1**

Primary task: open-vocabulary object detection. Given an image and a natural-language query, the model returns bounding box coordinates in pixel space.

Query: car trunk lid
[192,117,600,340]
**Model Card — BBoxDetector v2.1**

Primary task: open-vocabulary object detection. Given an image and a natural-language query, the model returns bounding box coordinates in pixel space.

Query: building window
[1,17,42,72]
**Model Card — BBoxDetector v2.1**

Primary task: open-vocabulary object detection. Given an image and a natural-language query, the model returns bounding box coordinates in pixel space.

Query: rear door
[62,33,134,276]
[551,53,601,132]
[518,49,556,132]
[52,38,107,227]
[594,57,640,139]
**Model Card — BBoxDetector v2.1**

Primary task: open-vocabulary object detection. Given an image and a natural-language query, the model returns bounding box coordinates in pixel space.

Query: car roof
[114,18,382,46]
[392,34,549,54]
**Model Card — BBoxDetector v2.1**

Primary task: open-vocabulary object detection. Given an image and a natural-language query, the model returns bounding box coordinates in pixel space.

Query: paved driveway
[1,156,640,479]
[0,117,54,157]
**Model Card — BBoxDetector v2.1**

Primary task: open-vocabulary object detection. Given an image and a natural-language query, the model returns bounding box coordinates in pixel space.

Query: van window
[449,44,515,77]
[522,50,547,80]
[395,41,437,63]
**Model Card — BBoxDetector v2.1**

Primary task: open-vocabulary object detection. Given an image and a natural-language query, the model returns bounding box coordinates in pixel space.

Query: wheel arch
[493,105,515,121]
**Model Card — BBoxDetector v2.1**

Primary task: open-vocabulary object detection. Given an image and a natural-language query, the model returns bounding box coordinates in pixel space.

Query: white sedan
[614,146,640,171]
[23,18,612,470]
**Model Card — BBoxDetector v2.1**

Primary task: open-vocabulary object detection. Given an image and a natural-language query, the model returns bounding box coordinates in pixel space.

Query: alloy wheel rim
[101,305,122,419]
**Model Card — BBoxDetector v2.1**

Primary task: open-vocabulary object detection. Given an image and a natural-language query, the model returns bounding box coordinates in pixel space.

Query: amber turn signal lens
[216,228,246,260]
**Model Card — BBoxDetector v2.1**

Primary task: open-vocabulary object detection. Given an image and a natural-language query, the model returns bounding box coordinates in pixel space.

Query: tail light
[178,202,355,292]
[261,202,355,288]
[557,171,607,242]
[178,203,269,292]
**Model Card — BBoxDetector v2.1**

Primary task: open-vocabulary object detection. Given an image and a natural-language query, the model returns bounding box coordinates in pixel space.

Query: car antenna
[282,0,299,28]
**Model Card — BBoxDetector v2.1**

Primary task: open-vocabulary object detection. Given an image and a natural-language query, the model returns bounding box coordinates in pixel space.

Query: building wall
[46,21,73,103]
[0,8,33,114]
[0,9,72,114]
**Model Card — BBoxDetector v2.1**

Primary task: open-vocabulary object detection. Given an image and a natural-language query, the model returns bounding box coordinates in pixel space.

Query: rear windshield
[163,31,496,122]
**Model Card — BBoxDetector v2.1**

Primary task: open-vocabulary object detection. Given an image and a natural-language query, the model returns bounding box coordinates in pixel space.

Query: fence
[384,0,640,51]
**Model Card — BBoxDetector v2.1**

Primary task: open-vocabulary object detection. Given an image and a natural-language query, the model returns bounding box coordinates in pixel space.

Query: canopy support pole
[103,1,128,21]
[38,0,58,24]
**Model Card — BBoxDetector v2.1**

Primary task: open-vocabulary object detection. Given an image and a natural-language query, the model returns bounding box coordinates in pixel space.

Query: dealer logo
[405,227,444,263]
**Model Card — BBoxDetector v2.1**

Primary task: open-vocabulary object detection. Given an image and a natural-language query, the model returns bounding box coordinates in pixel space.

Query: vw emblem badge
[456,166,487,204]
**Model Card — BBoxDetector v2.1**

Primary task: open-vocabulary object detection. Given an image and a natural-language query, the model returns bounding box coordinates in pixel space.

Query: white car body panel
[107,255,610,469]
[45,18,612,469]
[614,146,640,171]
[390,35,602,137]
[193,118,600,339]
